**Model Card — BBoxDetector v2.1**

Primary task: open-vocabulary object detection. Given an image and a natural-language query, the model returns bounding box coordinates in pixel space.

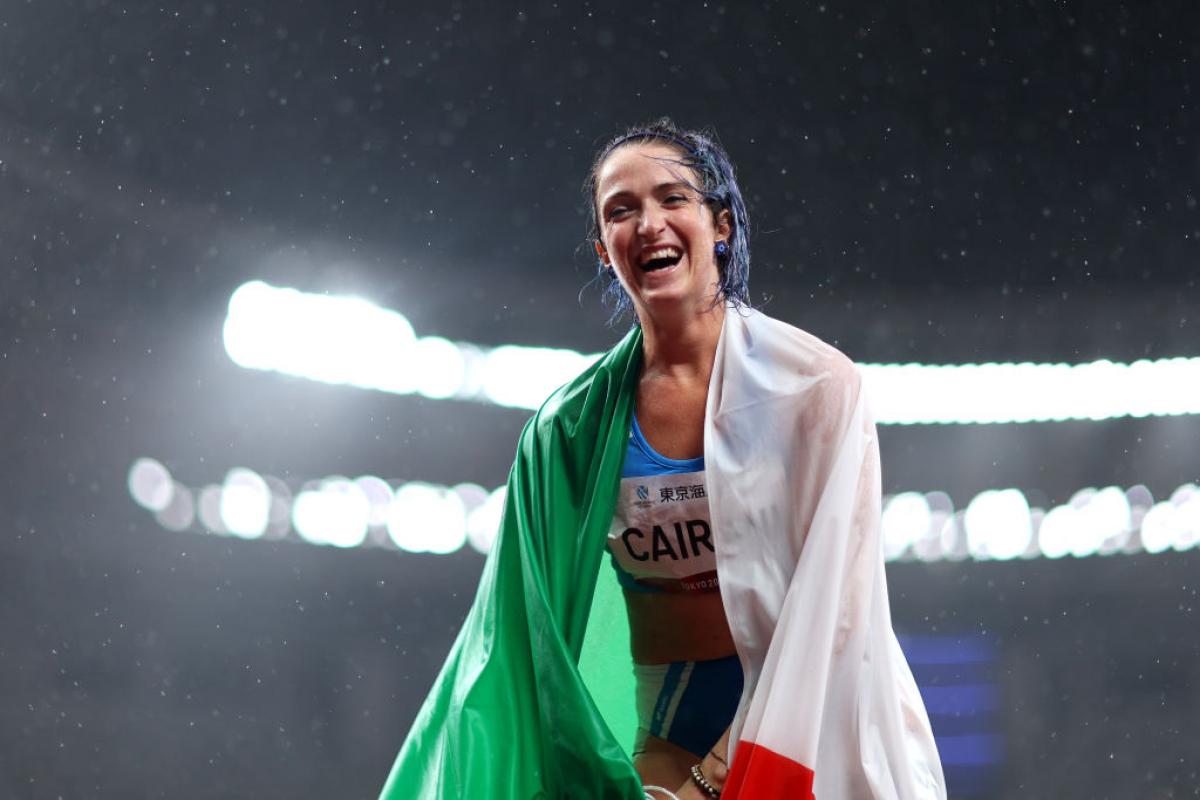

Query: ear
[714,208,733,242]
[593,239,610,265]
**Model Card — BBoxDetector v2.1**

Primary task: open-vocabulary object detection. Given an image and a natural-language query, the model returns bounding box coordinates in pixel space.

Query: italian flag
[380,309,945,799]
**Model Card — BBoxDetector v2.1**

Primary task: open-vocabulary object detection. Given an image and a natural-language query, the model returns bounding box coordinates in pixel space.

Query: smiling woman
[584,119,751,327]
[379,119,946,800]
[593,144,730,325]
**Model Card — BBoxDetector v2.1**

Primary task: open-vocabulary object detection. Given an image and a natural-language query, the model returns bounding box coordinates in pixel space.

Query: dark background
[3,1,1198,797]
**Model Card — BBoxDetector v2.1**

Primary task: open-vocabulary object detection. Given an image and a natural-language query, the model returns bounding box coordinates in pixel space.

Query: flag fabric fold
[706,310,944,799]
[379,308,945,800]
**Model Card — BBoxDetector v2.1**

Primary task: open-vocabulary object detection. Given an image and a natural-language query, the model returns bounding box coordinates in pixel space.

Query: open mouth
[639,248,683,272]
[642,256,682,272]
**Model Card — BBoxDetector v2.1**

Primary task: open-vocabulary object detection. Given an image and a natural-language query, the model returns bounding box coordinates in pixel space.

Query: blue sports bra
[606,415,719,594]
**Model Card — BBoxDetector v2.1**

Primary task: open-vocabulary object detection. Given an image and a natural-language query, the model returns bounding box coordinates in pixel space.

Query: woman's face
[594,141,731,317]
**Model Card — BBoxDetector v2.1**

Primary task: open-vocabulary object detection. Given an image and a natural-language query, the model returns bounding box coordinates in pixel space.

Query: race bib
[607,470,718,593]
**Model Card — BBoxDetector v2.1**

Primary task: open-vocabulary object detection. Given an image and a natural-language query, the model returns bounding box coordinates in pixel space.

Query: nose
[637,202,666,238]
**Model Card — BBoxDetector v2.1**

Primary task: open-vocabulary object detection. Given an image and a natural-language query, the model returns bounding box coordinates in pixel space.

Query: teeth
[641,247,681,264]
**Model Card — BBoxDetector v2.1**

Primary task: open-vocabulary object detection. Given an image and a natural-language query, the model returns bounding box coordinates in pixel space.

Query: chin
[638,285,708,312]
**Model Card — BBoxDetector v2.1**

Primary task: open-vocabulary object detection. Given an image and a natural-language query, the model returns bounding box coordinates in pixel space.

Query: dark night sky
[7,2,1200,293]
[2,2,1198,798]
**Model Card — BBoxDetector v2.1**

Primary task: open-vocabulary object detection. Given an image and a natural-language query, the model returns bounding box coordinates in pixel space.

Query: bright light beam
[223,281,1200,424]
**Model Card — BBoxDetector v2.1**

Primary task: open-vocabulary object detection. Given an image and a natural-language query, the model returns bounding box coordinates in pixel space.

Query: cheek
[606,227,633,260]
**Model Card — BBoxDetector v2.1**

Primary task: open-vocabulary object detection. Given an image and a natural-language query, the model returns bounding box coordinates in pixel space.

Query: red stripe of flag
[723,740,816,799]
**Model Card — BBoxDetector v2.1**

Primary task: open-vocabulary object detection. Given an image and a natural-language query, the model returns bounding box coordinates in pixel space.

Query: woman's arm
[702,726,732,785]
[672,725,731,798]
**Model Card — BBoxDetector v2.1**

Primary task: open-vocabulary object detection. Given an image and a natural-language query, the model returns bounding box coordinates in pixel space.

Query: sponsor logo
[659,484,706,502]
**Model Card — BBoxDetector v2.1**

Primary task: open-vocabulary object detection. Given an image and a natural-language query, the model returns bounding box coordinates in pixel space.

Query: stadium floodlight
[881,492,933,561]
[223,281,1200,424]
[863,358,1200,424]
[219,468,271,539]
[223,281,423,394]
[386,483,467,555]
[130,457,1200,564]
[964,489,1033,561]
[292,478,370,548]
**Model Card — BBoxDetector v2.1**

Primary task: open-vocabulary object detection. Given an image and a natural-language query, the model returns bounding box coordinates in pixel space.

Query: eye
[665,194,688,204]
[605,206,630,221]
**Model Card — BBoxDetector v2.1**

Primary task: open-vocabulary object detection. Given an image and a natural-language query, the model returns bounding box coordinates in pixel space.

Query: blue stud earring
[715,240,729,257]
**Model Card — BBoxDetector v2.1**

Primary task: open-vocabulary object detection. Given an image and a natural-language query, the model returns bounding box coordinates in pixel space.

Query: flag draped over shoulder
[705,311,944,799]
[380,309,946,800]
[379,324,646,799]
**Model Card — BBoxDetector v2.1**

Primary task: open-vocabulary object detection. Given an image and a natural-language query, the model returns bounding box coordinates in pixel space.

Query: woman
[380,120,945,799]
[587,122,744,799]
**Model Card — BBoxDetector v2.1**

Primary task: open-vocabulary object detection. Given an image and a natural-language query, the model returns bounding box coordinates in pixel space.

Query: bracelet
[689,763,722,798]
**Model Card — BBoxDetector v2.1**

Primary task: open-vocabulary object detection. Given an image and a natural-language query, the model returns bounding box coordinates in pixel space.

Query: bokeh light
[197,485,226,534]
[466,486,507,555]
[154,483,195,532]
[219,468,271,539]
[386,483,466,554]
[964,489,1032,560]
[128,457,174,512]
[292,478,370,548]
[412,336,468,400]
[882,492,932,561]
[128,457,1200,566]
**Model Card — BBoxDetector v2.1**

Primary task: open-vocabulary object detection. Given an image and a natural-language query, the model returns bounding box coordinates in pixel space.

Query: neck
[636,300,726,380]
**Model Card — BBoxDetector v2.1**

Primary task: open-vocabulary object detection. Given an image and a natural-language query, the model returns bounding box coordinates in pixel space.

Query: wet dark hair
[583,117,752,323]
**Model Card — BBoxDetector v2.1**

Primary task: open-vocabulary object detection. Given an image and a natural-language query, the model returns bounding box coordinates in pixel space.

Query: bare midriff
[625,587,737,665]
[630,366,735,665]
